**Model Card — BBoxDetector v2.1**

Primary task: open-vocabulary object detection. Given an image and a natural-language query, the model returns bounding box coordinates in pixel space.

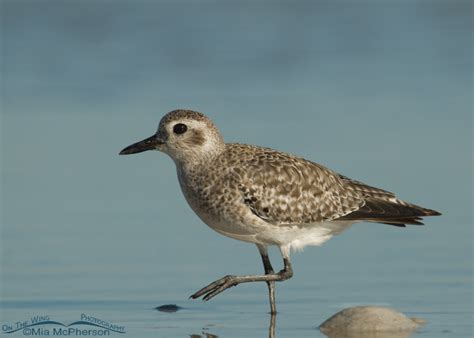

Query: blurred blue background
[1,1,472,337]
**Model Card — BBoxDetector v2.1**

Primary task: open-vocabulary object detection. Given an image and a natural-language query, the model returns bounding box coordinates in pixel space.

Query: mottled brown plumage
[181,141,440,231]
[121,109,441,246]
[119,109,441,312]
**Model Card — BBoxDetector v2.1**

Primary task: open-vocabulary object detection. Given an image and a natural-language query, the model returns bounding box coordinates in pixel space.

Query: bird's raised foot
[190,275,238,301]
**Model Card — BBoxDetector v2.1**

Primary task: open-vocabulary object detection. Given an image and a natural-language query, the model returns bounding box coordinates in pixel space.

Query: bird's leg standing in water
[258,245,277,314]
[269,312,276,338]
[190,246,293,310]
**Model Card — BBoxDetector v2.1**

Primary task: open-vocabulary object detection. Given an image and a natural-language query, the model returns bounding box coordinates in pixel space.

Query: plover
[119,109,440,313]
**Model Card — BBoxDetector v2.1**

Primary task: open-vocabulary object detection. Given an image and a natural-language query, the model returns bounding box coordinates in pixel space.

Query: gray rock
[319,306,426,338]
[155,304,182,313]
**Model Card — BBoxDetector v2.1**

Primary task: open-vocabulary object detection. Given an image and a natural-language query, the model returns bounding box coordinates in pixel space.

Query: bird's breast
[176,167,267,238]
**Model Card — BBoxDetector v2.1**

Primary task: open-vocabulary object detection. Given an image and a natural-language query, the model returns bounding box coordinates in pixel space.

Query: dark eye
[173,123,187,134]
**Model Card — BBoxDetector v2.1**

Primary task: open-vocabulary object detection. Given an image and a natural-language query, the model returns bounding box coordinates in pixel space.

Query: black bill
[119,135,163,155]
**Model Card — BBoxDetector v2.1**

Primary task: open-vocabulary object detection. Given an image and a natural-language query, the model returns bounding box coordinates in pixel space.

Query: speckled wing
[228,147,365,225]
[226,145,440,227]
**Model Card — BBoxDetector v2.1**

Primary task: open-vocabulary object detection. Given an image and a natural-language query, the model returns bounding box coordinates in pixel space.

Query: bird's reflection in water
[190,334,218,338]
[190,313,277,338]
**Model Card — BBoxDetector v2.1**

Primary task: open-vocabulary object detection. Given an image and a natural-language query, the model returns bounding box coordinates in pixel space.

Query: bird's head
[119,109,225,164]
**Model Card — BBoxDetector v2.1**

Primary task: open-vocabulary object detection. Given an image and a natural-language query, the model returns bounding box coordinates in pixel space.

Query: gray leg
[257,245,277,314]
[190,245,293,310]
[269,312,276,338]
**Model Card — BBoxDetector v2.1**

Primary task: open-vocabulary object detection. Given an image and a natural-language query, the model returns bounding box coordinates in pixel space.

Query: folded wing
[231,146,440,228]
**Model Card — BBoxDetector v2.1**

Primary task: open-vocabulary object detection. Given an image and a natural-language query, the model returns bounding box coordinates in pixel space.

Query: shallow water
[1,219,472,337]
[1,1,472,337]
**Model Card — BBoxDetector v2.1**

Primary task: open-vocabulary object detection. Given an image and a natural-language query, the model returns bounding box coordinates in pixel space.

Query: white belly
[200,211,354,252]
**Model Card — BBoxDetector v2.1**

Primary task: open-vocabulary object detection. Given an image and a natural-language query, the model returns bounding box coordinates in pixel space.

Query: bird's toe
[190,275,237,300]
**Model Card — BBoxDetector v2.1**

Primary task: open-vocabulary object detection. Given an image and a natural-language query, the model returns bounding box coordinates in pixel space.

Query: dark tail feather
[366,217,425,227]
[339,198,441,227]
